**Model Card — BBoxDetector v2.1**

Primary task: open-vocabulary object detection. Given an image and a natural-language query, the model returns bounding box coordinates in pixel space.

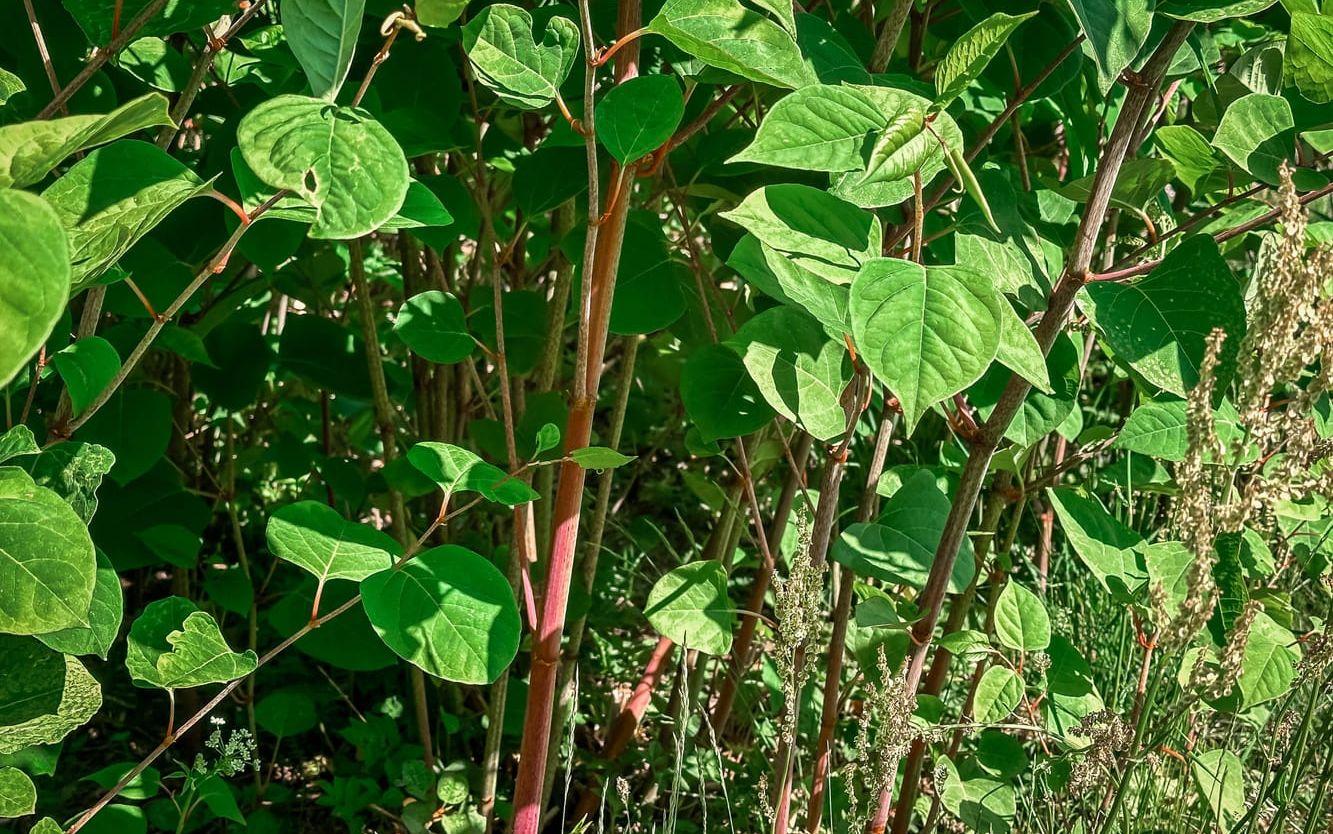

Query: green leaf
[406,442,538,505]
[64,0,235,42]
[125,597,258,689]
[116,37,191,91]
[938,757,1017,834]
[973,665,1023,724]
[1192,749,1246,829]
[730,84,887,171]
[0,190,70,388]
[42,141,213,289]
[0,636,102,754]
[680,343,776,443]
[721,184,881,285]
[596,75,685,163]
[462,5,581,109]
[0,94,174,189]
[282,0,366,100]
[237,95,410,239]
[0,767,36,817]
[1160,0,1276,21]
[361,545,521,683]
[267,501,401,583]
[37,551,123,660]
[1287,12,1333,104]
[0,427,38,465]
[0,467,96,635]
[29,441,115,524]
[51,337,121,417]
[1046,487,1147,596]
[394,291,473,364]
[850,258,1002,430]
[256,691,318,737]
[727,234,850,337]
[643,560,734,656]
[1232,612,1299,709]
[1155,125,1222,194]
[1212,93,1294,184]
[0,68,25,106]
[1081,236,1246,397]
[935,12,1037,108]
[646,0,815,89]
[994,582,1050,651]
[1115,397,1248,461]
[1067,0,1154,87]
[727,305,852,441]
[831,471,975,593]
[77,388,173,485]
[971,331,1081,449]
[418,0,468,27]
[569,447,636,469]
[994,301,1052,394]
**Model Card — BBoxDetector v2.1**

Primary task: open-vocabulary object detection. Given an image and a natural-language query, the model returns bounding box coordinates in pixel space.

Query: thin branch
[38,0,171,118]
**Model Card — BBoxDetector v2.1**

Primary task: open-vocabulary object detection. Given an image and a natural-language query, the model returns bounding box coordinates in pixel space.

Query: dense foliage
[2,0,1333,833]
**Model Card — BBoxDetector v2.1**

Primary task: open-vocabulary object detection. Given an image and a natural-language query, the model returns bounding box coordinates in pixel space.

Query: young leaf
[0,426,39,465]
[1066,0,1155,88]
[267,501,401,583]
[462,5,581,109]
[0,190,70,388]
[282,0,367,100]
[973,665,1023,723]
[0,468,96,635]
[595,75,685,164]
[407,441,539,505]
[237,95,410,239]
[569,447,636,469]
[849,258,1002,430]
[644,560,735,656]
[934,12,1036,109]
[0,766,36,817]
[125,597,258,689]
[361,545,521,683]
[1286,12,1333,103]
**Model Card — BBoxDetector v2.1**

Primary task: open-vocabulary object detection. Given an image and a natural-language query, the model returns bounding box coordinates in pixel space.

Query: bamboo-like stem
[868,0,912,73]
[509,0,640,828]
[863,23,1194,833]
[805,411,895,832]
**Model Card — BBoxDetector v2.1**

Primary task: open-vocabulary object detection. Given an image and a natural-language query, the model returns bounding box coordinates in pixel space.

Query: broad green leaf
[0,427,39,465]
[994,301,1052,394]
[646,0,815,89]
[361,545,521,683]
[1044,635,1105,741]
[569,447,636,469]
[0,766,36,817]
[721,184,881,284]
[0,636,102,754]
[1233,612,1299,709]
[850,258,1002,430]
[31,819,62,834]
[64,0,235,43]
[1080,236,1245,397]
[680,343,776,442]
[1067,0,1154,88]
[727,305,852,441]
[462,5,580,109]
[596,75,685,163]
[973,665,1023,723]
[727,234,850,336]
[1192,749,1246,829]
[406,442,538,505]
[277,314,374,399]
[51,337,121,417]
[831,471,975,593]
[1161,0,1276,21]
[1287,13,1333,104]
[237,95,410,239]
[256,691,318,736]
[418,0,468,27]
[0,190,70,388]
[77,388,172,485]
[43,141,214,289]
[37,551,123,660]
[267,501,400,583]
[0,467,96,635]
[994,582,1050,651]
[939,757,1017,834]
[971,331,1080,449]
[1155,125,1222,194]
[125,597,257,689]
[0,94,174,189]
[1115,397,1248,461]
[1139,540,1193,616]
[394,291,473,364]
[935,12,1037,108]
[282,0,366,100]
[1212,93,1294,184]
[730,84,888,171]
[116,37,191,91]
[1047,487,1147,596]
[1059,157,1176,211]
[644,560,735,656]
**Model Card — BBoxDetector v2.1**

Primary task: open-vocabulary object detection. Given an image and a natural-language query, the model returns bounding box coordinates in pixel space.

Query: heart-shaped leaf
[463,5,581,109]
[125,597,257,689]
[267,501,401,583]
